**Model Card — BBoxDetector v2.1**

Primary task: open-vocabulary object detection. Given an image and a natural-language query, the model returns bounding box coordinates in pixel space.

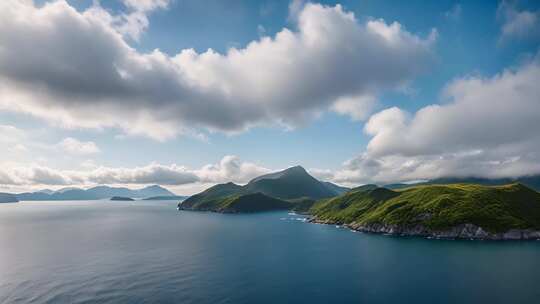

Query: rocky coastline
[309,218,540,241]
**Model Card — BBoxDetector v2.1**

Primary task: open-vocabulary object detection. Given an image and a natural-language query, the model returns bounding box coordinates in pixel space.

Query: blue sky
[1,0,539,194]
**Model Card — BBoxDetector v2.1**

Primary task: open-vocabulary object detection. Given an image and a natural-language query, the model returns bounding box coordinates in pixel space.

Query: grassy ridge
[180,166,340,211]
[310,183,540,233]
[180,192,292,213]
[180,182,244,210]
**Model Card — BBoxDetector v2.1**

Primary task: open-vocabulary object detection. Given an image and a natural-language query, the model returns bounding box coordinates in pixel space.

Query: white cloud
[196,155,271,184]
[87,0,170,41]
[365,55,540,158]
[27,166,75,185]
[59,137,101,155]
[86,163,199,185]
[0,125,31,155]
[0,155,270,188]
[13,144,28,152]
[0,1,435,141]
[0,125,26,144]
[288,0,306,22]
[122,0,169,12]
[331,95,376,121]
[257,24,266,37]
[498,1,540,42]
[0,165,76,186]
[80,159,98,169]
[324,54,540,185]
[0,170,18,185]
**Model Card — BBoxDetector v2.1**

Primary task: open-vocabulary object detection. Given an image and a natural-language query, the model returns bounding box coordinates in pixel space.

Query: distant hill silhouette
[110,196,134,201]
[0,193,18,203]
[16,185,174,201]
[384,175,540,191]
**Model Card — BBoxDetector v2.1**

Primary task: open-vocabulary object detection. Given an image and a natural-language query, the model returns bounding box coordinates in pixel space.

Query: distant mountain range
[15,185,175,201]
[0,193,18,203]
[385,175,540,191]
[179,166,348,212]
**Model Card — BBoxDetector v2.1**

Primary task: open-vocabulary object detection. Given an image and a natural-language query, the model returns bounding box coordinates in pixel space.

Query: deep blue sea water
[1,200,539,304]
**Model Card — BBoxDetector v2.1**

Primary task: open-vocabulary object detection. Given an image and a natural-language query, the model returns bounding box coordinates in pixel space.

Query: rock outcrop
[309,218,540,240]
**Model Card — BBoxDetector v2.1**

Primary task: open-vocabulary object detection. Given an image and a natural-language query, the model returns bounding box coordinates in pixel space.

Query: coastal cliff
[310,219,540,240]
[308,183,540,240]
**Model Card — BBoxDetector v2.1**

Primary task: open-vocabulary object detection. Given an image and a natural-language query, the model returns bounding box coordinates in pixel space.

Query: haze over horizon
[1,0,539,195]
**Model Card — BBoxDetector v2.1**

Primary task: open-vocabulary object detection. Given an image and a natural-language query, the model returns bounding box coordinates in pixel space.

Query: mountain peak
[183,165,342,209]
[284,165,307,173]
[142,185,163,190]
[249,165,309,184]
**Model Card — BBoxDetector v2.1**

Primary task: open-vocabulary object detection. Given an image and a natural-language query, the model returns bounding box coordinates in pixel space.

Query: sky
[0,0,539,195]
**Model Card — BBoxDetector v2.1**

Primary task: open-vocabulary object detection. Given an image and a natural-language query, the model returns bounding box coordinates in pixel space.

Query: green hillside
[384,175,540,191]
[321,182,350,195]
[289,197,317,213]
[244,166,337,199]
[180,182,244,209]
[179,192,292,213]
[310,183,540,233]
[179,166,338,211]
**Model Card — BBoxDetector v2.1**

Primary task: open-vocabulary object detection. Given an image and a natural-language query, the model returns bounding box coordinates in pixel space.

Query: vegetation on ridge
[179,166,341,211]
[179,165,540,234]
[310,183,540,233]
[179,192,292,213]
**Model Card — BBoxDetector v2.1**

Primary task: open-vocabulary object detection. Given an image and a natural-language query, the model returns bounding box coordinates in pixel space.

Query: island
[179,165,540,240]
[309,183,540,240]
[143,195,188,201]
[180,192,292,213]
[110,196,135,201]
[179,166,342,212]
[0,192,19,203]
[15,185,175,201]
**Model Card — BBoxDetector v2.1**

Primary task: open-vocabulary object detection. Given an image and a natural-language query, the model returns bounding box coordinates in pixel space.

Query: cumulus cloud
[323,54,540,185]
[0,125,26,144]
[331,95,376,121]
[196,155,271,184]
[58,137,100,154]
[0,125,31,155]
[0,165,76,186]
[86,0,170,41]
[0,170,18,185]
[85,163,199,185]
[497,1,540,42]
[0,1,435,141]
[122,0,169,12]
[365,55,540,158]
[0,155,269,187]
[288,0,306,22]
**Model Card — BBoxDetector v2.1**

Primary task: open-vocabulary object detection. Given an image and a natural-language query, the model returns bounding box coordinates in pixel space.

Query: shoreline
[179,208,540,241]
[308,218,540,241]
